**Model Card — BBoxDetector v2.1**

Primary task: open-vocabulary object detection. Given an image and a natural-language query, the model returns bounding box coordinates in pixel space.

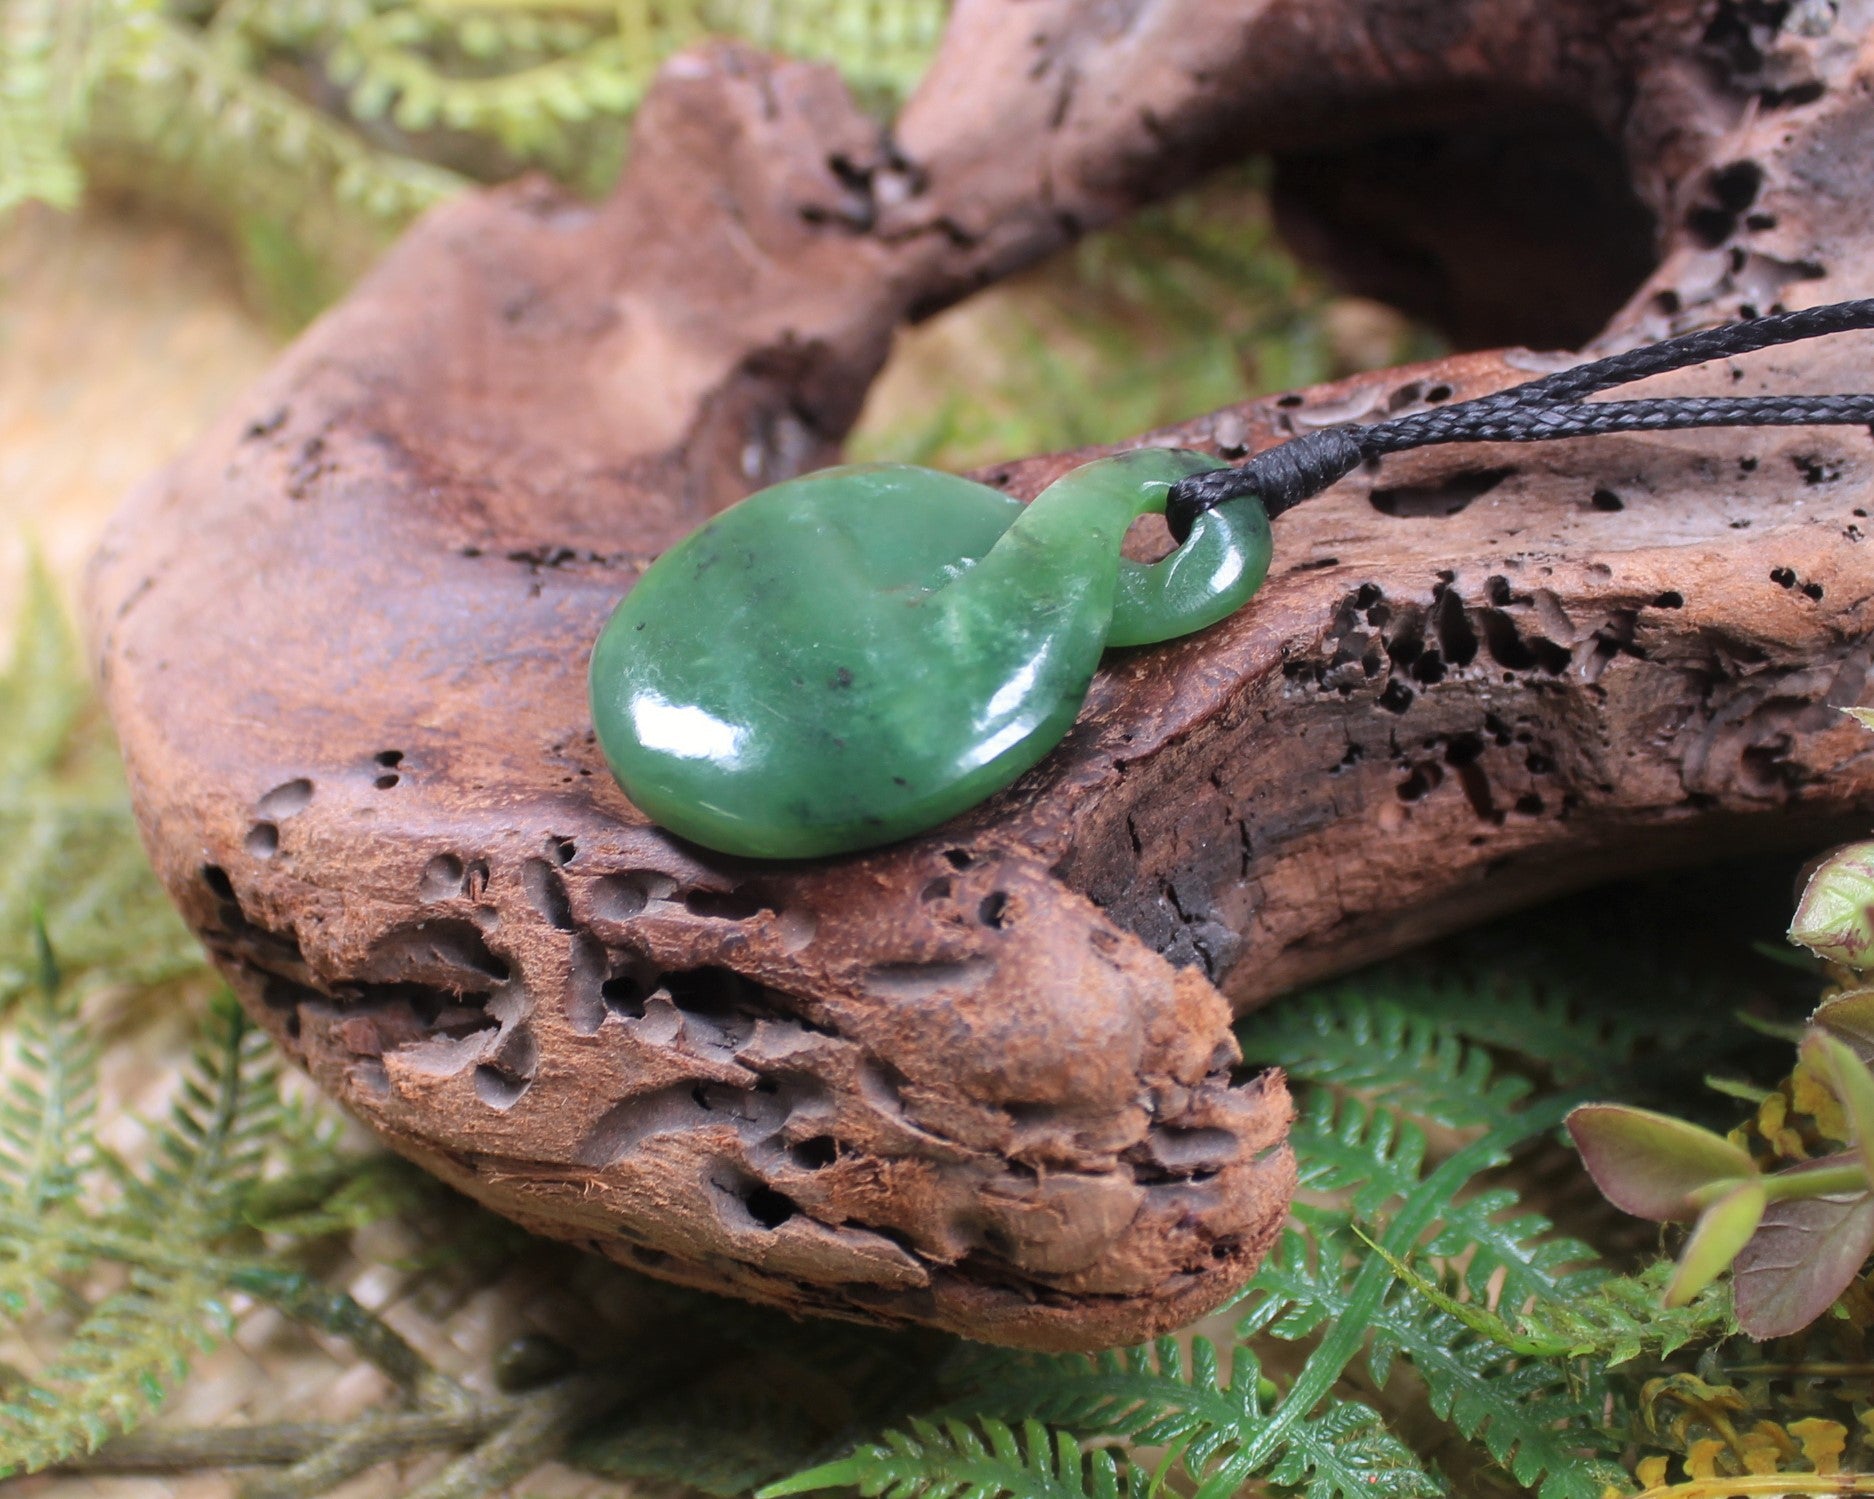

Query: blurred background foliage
[0,0,1430,472]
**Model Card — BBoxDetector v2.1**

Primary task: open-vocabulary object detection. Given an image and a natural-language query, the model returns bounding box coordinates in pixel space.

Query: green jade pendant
[589,448,1272,859]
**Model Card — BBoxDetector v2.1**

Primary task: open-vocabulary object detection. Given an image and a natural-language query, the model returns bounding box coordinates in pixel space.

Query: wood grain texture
[89,0,1874,1348]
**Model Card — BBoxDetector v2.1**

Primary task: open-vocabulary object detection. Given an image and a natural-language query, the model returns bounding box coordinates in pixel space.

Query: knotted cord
[1163,298,1874,541]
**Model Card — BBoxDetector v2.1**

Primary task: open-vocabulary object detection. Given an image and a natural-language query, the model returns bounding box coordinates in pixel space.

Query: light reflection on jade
[589,448,1271,859]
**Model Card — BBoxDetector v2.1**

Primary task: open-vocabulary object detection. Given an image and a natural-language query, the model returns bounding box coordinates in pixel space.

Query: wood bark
[88,0,1874,1349]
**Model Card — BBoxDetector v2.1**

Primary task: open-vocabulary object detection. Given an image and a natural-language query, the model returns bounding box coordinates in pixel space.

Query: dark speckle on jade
[589,448,1272,859]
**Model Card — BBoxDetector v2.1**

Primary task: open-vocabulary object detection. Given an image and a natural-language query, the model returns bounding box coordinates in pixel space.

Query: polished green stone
[589,448,1271,859]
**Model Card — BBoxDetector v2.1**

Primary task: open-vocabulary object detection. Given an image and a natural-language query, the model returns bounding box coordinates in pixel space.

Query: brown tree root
[89,0,1874,1348]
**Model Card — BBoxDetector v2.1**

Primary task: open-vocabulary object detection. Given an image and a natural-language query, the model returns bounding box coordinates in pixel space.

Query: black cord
[1164,298,1874,541]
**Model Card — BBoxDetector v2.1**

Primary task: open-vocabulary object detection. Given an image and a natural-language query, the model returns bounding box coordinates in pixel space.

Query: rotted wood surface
[89,0,1874,1349]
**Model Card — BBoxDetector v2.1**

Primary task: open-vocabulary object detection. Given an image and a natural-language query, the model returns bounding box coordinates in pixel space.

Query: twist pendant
[589,448,1271,859]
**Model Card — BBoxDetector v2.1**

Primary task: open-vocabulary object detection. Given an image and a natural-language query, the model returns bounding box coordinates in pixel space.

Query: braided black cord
[1164,298,1874,540]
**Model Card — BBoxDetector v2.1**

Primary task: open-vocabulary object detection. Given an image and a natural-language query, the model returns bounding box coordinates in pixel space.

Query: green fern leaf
[0,558,205,1005]
[714,0,946,100]
[1374,969,1695,1082]
[0,551,85,786]
[0,1262,230,1476]
[1224,1021,1618,1499]
[0,953,96,1315]
[0,942,94,1206]
[1479,1262,1733,1366]
[1238,987,1532,1129]
[111,991,280,1231]
[0,993,274,1471]
[1266,1090,1599,1313]
[1264,1395,1448,1499]
[937,1338,1439,1499]
[1247,1231,1617,1499]
[0,0,89,211]
[761,1414,1146,1499]
[0,939,92,1317]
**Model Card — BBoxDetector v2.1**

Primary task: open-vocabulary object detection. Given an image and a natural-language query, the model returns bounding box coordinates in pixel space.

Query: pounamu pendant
[589,448,1271,859]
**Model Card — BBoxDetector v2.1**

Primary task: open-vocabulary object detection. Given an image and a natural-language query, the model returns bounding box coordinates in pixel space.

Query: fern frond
[942,1336,1250,1466]
[0,560,206,1004]
[0,1262,230,1476]
[85,14,463,221]
[0,993,276,1471]
[0,551,86,785]
[0,0,171,211]
[1274,1088,1599,1314]
[0,955,97,1315]
[714,0,946,100]
[1247,1230,1617,1499]
[1373,969,1697,1082]
[0,0,89,211]
[0,961,94,1208]
[112,990,280,1231]
[762,1414,1149,1499]
[329,6,665,153]
[1366,1237,1732,1366]
[1237,987,1532,1130]
[938,1338,1440,1499]
[1380,1310,1619,1499]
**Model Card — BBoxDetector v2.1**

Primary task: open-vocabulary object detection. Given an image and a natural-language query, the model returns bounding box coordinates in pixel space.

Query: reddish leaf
[1814,987,1874,1066]
[1567,1104,1756,1222]
[1734,1155,1874,1339]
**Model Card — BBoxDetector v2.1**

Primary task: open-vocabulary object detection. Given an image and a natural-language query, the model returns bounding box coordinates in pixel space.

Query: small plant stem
[403,1375,623,1499]
[62,1408,506,1473]
[1633,1477,1874,1497]
[237,1405,511,1499]
[1723,1360,1874,1378]
[1763,1163,1868,1200]
[226,1264,468,1409]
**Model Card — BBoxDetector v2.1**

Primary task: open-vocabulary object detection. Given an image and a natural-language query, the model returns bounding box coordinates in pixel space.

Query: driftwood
[88,0,1874,1350]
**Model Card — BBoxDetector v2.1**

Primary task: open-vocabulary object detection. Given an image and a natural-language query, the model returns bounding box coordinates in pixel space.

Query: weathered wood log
[89,0,1874,1349]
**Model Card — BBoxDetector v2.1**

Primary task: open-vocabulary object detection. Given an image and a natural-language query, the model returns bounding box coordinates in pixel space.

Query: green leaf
[1806,1032,1874,1179]
[1789,842,1874,971]
[1666,1180,1767,1307]
[1566,1103,1758,1221]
